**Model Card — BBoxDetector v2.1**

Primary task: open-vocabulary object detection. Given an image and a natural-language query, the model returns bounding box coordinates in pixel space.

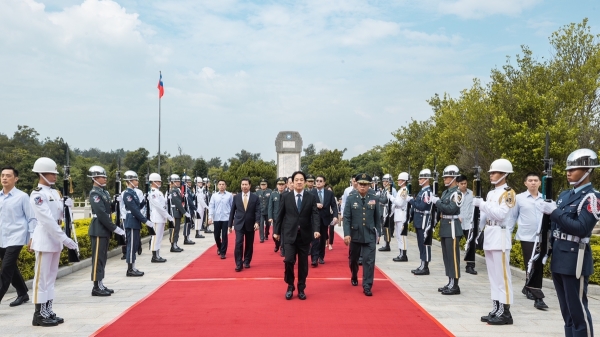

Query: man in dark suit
[310,175,338,266]
[228,178,261,272]
[273,171,320,300]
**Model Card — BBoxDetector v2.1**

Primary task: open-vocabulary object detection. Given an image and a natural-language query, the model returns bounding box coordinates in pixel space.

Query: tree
[230,150,261,164]
[207,157,222,169]
[349,147,385,178]
[123,147,150,173]
[221,160,277,192]
[308,149,353,197]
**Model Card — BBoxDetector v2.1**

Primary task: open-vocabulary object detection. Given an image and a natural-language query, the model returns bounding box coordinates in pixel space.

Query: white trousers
[151,223,165,252]
[485,249,513,304]
[195,209,205,229]
[32,251,60,304]
[394,221,407,250]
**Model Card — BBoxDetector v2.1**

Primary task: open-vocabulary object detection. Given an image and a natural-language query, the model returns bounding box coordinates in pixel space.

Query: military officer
[268,177,287,255]
[167,174,188,252]
[433,165,463,295]
[378,173,396,252]
[181,175,199,244]
[408,169,434,275]
[148,173,172,263]
[88,165,125,296]
[194,177,208,238]
[256,178,272,242]
[305,174,316,192]
[388,172,412,262]
[475,159,517,325]
[540,149,598,337]
[29,157,78,326]
[343,173,381,296]
[122,171,153,277]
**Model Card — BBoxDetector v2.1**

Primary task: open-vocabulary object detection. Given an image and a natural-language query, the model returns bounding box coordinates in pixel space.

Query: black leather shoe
[220,254,226,259]
[92,287,111,296]
[363,288,373,296]
[351,279,358,286]
[534,298,548,310]
[481,314,494,322]
[298,291,307,300]
[205,229,213,234]
[121,254,126,260]
[235,266,242,272]
[50,313,64,324]
[318,258,325,264]
[217,248,221,255]
[378,245,391,251]
[525,290,535,300]
[127,269,144,277]
[413,267,430,275]
[195,233,205,238]
[265,235,269,240]
[103,287,114,294]
[152,256,167,263]
[466,266,477,275]
[260,239,264,243]
[9,294,29,307]
[32,312,58,327]
[244,263,251,269]
[393,255,408,262]
[311,260,318,267]
[183,239,196,245]
[358,259,363,266]
[274,247,279,252]
[170,247,182,253]
[438,285,448,292]
[285,286,294,300]
[442,286,460,295]
[487,307,513,325]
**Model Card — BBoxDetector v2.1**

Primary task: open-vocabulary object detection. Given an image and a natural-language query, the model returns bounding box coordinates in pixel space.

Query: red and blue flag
[157,72,164,98]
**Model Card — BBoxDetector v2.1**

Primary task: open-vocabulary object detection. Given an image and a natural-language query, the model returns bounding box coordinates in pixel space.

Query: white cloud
[341,19,399,45]
[437,0,541,19]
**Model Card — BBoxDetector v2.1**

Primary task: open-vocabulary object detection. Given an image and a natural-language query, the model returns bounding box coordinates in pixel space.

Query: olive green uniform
[89,186,118,282]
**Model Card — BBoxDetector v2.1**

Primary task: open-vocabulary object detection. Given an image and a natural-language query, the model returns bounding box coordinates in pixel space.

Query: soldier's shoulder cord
[499,186,516,208]
[34,187,42,192]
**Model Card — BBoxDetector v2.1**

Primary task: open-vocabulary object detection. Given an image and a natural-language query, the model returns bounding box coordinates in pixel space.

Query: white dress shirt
[0,187,37,247]
[459,189,474,230]
[514,190,544,242]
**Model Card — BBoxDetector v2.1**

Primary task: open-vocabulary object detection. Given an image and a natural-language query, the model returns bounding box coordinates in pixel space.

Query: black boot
[100,281,114,294]
[126,263,144,277]
[481,300,499,322]
[442,278,460,295]
[151,251,166,263]
[534,298,548,310]
[378,242,391,251]
[411,261,424,274]
[121,246,126,260]
[394,250,408,262]
[183,236,196,245]
[487,304,513,325]
[92,281,111,296]
[414,261,430,275]
[465,262,477,275]
[32,303,58,327]
[195,231,205,239]
[438,278,451,292]
[46,300,64,324]
[157,250,167,262]
[170,243,183,252]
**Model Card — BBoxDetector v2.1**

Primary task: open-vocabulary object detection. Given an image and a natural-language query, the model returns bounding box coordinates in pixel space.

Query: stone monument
[275,131,303,178]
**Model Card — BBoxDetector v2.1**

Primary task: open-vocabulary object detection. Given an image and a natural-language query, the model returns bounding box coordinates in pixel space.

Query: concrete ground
[0,226,598,337]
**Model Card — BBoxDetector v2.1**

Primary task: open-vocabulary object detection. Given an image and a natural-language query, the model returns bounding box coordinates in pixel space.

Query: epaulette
[34,187,42,191]
[504,186,512,191]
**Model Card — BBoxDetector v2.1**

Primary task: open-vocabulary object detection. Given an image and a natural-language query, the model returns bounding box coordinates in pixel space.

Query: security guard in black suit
[343,174,381,296]
[268,177,286,255]
[122,171,153,277]
[540,149,598,337]
[88,166,124,296]
[168,174,188,252]
[256,178,272,242]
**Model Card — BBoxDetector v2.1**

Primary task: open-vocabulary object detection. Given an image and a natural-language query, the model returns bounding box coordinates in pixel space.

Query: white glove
[168,215,175,222]
[537,200,557,214]
[386,192,393,201]
[114,227,125,236]
[430,196,440,204]
[184,212,191,218]
[116,195,122,202]
[64,197,74,208]
[146,221,154,228]
[407,195,413,201]
[63,238,78,250]
[473,197,483,207]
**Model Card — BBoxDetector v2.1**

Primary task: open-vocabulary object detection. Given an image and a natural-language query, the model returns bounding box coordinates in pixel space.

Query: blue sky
[0,0,598,162]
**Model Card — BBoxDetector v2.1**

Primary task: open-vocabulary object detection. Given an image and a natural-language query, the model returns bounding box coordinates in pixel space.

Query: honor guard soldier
[268,177,287,255]
[29,158,78,327]
[182,175,199,244]
[408,169,434,275]
[433,165,463,295]
[343,174,381,296]
[203,178,213,233]
[167,174,189,252]
[122,171,153,277]
[305,174,316,192]
[194,177,208,238]
[389,172,412,262]
[474,159,517,325]
[378,173,396,252]
[256,178,272,242]
[88,165,125,296]
[540,149,598,337]
[148,173,172,263]
[456,175,476,274]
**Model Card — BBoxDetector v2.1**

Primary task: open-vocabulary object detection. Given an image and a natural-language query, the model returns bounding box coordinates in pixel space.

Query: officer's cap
[356,173,372,184]
[260,178,268,184]
[276,177,286,184]
[306,174,315,181]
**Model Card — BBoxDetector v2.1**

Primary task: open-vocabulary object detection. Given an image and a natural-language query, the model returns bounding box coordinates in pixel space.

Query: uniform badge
[34,196,43,205]
[93,195,101,203]
[274,197,277,201]
[368,200,376,205]
[173,192,177,197]
[152,194,156,199]
[266,193,270,197]
[586,199,600,213]
[127,196,133,202]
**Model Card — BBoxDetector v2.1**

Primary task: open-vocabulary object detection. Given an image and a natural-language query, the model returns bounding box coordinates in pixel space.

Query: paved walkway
[0,226,598,336]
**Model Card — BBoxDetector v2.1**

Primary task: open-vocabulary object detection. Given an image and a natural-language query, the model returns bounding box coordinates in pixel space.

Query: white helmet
[32,157,59,174]
[203,177,209,183]
[382,174,392,182]
[123,170,138,181]
[88,165,107,178]
[565,148,600,170]
[418,169,432,179]
[442,165,460,177]
[149,173,161,182]
[488,159,513,173]
[194,177,203,183]
[168,174,180,183]
[182,175,191,182]
[397,172,409,181]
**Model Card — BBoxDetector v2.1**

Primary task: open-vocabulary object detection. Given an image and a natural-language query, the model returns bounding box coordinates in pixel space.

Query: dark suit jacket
[274,190,320,245]
[228,192,261,231]
[310,188,339,227]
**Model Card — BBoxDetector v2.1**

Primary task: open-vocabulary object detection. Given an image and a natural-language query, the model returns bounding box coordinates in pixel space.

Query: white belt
[553,230,590,244]
[485,220,505,229]
[92,214,97,218]
[415,209,430,214]
[441,215,459,219]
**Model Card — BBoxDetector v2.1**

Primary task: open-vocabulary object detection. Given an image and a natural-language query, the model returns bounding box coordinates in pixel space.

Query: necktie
[296,194,302,211]
[319,190,323,203]
[243,194,248,210]
[361,197,365,205]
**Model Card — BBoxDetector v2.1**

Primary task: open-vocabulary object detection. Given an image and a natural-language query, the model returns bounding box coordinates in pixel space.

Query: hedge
[16,218,151,281]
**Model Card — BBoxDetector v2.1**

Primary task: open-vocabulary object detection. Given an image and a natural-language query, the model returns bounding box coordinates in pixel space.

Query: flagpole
[158,70,162,173]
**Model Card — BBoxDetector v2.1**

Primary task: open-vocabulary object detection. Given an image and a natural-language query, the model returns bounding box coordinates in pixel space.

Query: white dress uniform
[388,185,411,251]
[149,187,172,252]
[30,184,69,305]
[478,183,517,305]
[195,188,207,229]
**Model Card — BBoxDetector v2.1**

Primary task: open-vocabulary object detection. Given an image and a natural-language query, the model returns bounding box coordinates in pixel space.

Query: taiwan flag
[157,72,164,98]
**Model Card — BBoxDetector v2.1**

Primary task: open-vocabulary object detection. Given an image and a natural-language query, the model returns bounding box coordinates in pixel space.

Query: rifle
[406,164,413,225]
[466,148,482,254]
[63,144,80,263]
[114,158,126,246]
[181,170,193,229]
[540,132,554,266]
[166,168,175,229]
[423,157,439,240]
[144,167,156,235]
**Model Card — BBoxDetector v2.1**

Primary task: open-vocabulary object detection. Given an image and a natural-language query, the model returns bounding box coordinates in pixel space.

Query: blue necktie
[296,194,302,211]
[319,190,323,203]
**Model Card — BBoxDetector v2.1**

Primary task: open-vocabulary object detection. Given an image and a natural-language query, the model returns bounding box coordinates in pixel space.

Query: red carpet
[93,232,452,337]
